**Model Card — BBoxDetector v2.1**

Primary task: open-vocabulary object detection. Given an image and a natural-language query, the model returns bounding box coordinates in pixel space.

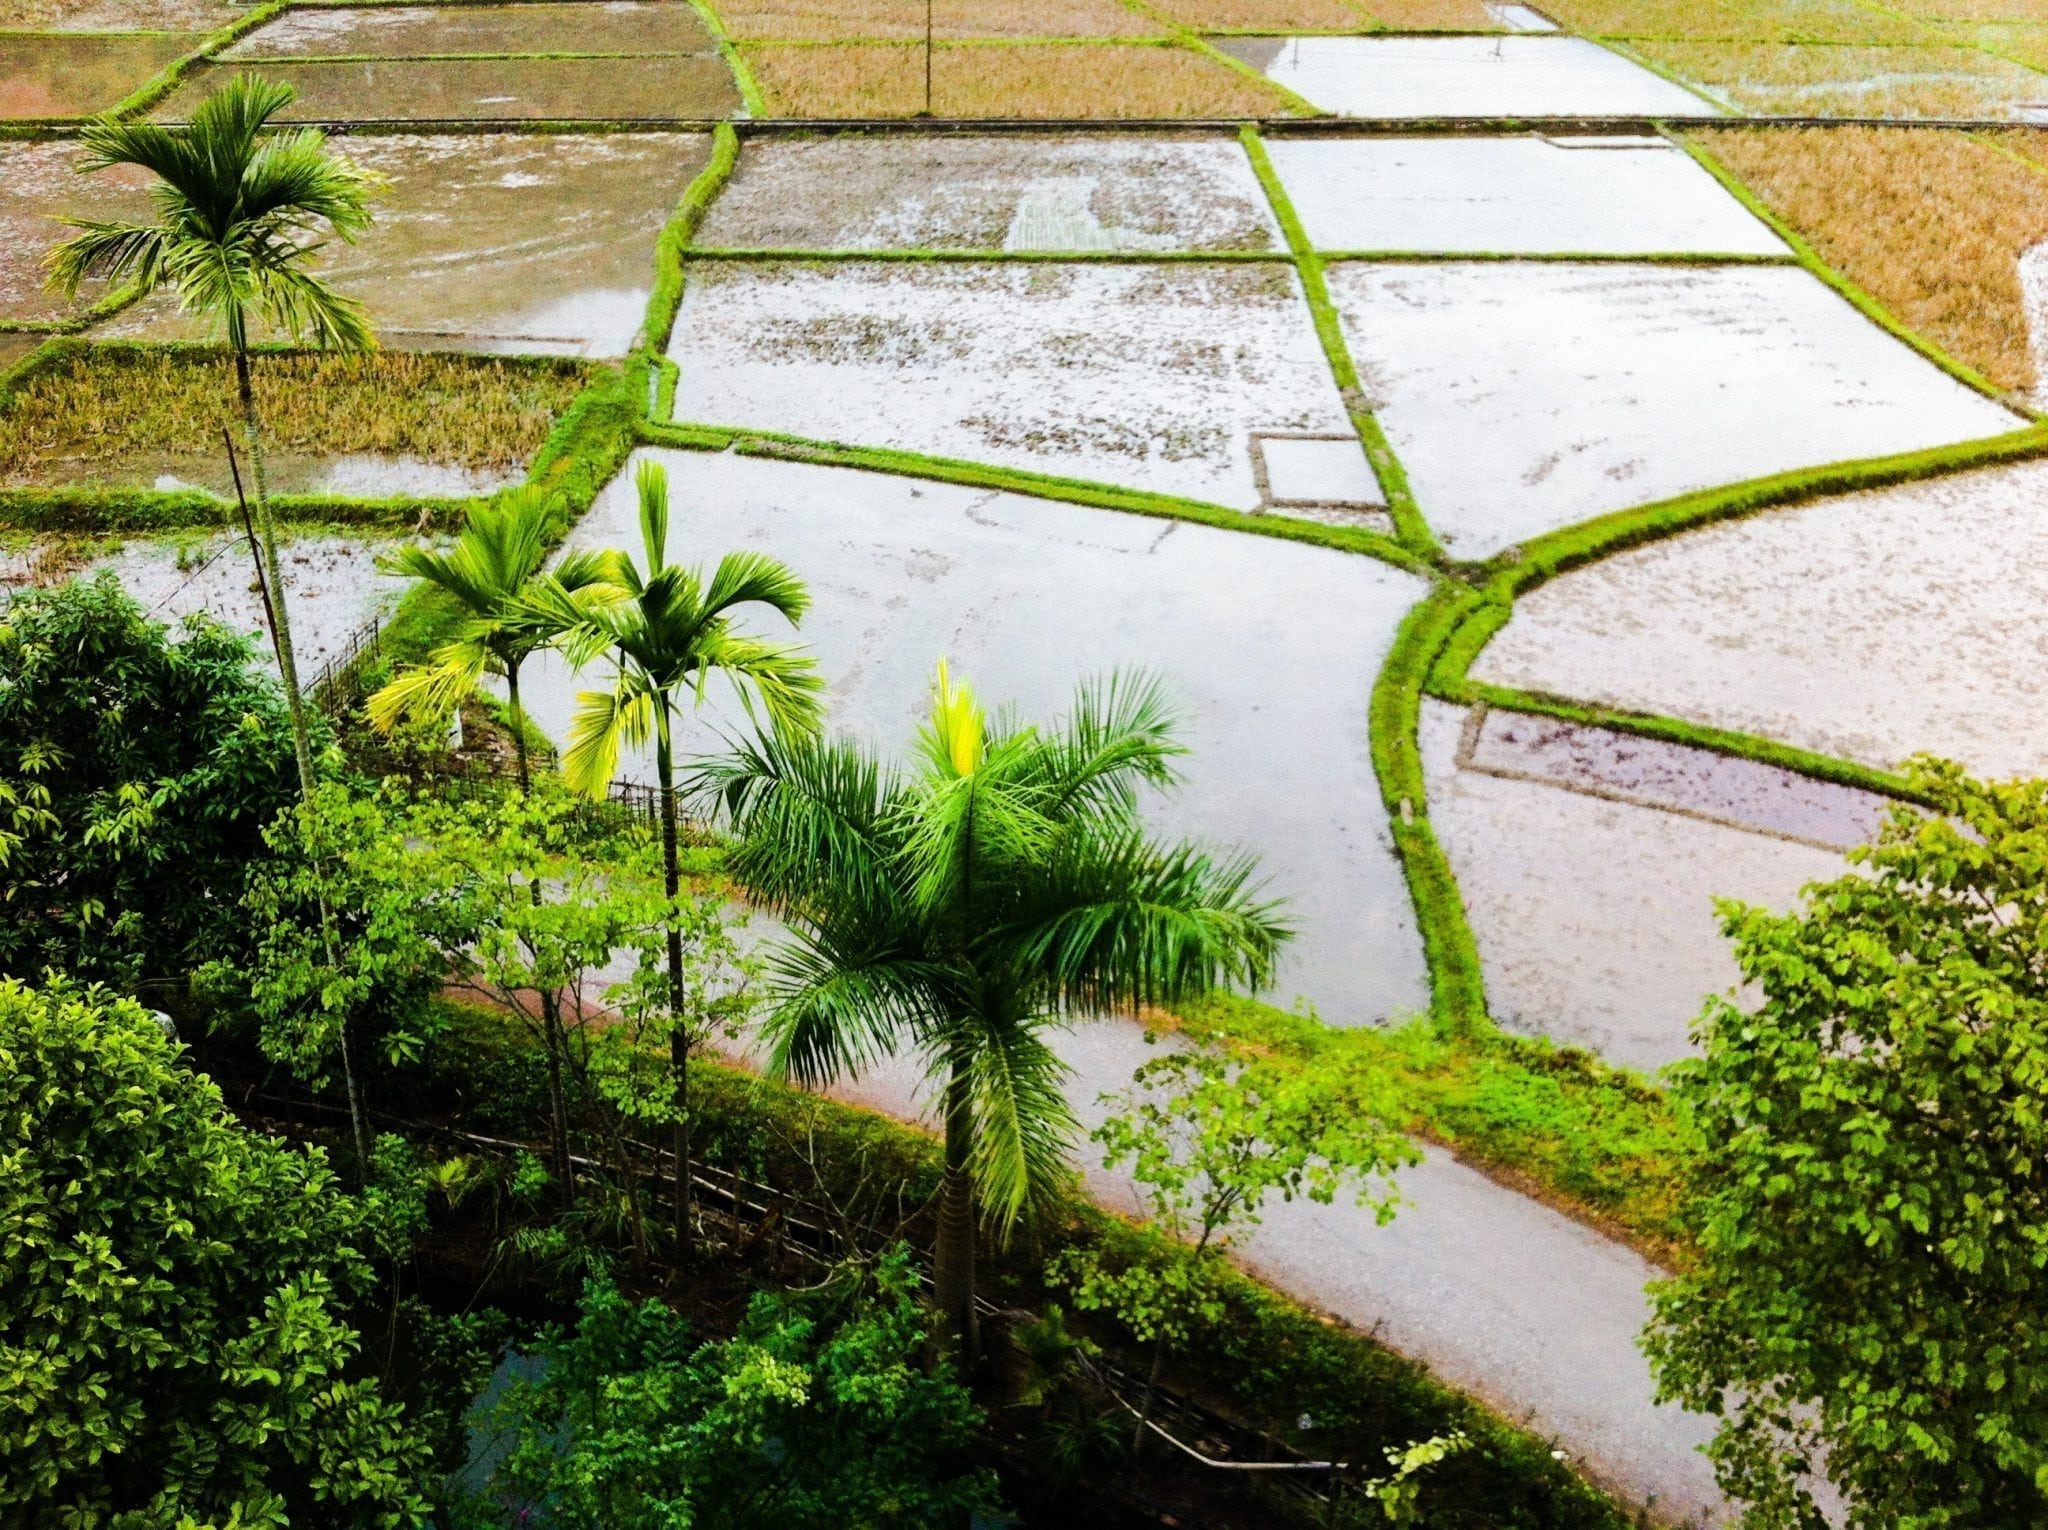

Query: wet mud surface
[0,141,155,322]
[0,32,196,117]
[224,1,714,58]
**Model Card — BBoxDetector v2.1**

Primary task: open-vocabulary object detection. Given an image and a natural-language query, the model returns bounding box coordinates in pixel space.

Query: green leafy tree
[0,978,430,1525]
[0,576,299,992]
[1643,761,2048,1528]
[480,1248,999,1528]
[699,661,1289,1349]
[46,73,378,796]
[514,457,823,1255]
[366,487,622,791]
[1052,1046,1413,1454]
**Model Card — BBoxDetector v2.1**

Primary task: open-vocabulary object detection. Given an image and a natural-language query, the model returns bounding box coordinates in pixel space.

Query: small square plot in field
[0,142,154,323]
[1216,35,1720,117]
[668,261,1351,508]
[98,132,709,356]
[743,41,1292,117]
[0,33,196,118]
[1256,433,1384,506]
[1266,136,1787,255]
[153,54,741,119]
[1635,40,2045,117]
[223,2,716,59]
[1328,261,2022,557]
[699,134,1280,251]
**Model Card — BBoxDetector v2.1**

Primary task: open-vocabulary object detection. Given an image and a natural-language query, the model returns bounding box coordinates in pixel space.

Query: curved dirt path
[801,1017,1728,1527]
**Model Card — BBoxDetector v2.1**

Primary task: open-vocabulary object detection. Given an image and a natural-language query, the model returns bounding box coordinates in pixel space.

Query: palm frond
[692,627,825,741]
[240,126,378,240]
[759,931,938,1089]
[1040,669,1186,821]
[955,1009,1077,1238]
[42,220,167,299]
[636,458,670,574]
[249,250,375,351]
[701,548,813,626]
[561,681,654,798]
[364,642,491,736]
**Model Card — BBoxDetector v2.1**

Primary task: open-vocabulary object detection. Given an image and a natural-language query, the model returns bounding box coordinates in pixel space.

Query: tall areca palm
[516,458,824,1252]
[366,488,620,792]
[696,662,1291,1350]
[46,73,378,797]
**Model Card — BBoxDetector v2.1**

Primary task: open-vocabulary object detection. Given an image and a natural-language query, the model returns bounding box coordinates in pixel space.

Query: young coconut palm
[46,73,378,798]
[695,661,1290,1351]
[514,457,824,1253]
[367,488,621,791]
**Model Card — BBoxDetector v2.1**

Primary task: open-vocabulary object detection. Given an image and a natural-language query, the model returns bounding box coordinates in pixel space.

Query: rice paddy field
[10,8,2048,1522]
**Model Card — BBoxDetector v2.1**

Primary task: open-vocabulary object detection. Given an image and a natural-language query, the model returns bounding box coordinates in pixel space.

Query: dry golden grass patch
[721,0,1171,39]
[1909,0,2048,17]
[1152,0,1377,31]
[1738,0,1940,44]
[1539,0,1756,37]
[0,348,587,477]
[744,39,1296,113]
[1695,125,2048,392]
[1637,40,2043,115]
[1937,21,2048,70]
[1551,0,1934,41]
[1354,0,1504,28]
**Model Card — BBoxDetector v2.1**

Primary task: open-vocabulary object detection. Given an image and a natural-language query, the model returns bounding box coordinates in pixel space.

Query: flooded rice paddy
[1266,135,1788,255]
[0,0,242,27]
[520,448,1434,1023]
[1328,260,2023,556]
[1217,35,1721,118]
[0,141,155,323]
[6,448,517,498]
[1420,699,1849,1071]
[222,1,714,59]
[698,133,1280,252]
[154,53,740,120]
[0,32,196,117]
[1475,459,2048,781]
[668,260,1351,508]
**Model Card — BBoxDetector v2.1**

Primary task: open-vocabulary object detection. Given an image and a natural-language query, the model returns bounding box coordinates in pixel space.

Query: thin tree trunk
[658,726,692,1260]
[1132,1335,1168,1461]
[234,337,369,1171]
[508,660,570,1202]
[506,659,531,794]
[934,1048,978,1357]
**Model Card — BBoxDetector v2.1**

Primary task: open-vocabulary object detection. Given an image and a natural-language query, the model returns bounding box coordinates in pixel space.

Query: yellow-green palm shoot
[367,488,621,791]
[511,456,824,1253]
[45,74,379,797]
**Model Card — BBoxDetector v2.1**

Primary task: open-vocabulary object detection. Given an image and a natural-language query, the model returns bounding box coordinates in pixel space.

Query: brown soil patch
[720,0,1170,39]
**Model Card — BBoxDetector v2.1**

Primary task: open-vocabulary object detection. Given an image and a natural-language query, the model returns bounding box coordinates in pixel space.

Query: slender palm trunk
[507,658,571,1201]
[234,336,369,1170]
[506,660,531,794]
[934,1045,979,1357]
[657,723,693,1259]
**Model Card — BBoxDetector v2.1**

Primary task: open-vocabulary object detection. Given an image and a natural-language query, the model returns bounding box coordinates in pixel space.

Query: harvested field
[699,133,1278,250]
[1937,22,2048,72]
[743,39,1295,115]
[0,0,237,24]
[1356,0,1509,28]
[153,53,741,120]
[1549,0,1936,41]
[1420,699,1850,1072]
[1473,459,2048,781]
[1536,0,1765,38]
[0,348,586,482]
[0,32,195,117]
[1694,125,2048,395]
[717,0,1169,39]
[1631,39,2045,116]
[0,141,155,324]
[668,260,1349,507]
[222,1,716,58]
[1150,0,1378,30]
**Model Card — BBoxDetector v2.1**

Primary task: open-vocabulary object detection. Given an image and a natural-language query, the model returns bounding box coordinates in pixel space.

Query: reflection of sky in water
[519,449,1431,1026]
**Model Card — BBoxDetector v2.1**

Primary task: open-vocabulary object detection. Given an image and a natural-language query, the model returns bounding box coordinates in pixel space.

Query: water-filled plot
[668,260,1353,509]
[0,535,407,678]
[154,54,740,120]
[1474,460,2048,782]
[1215,35,1720,118]
[0,33,196,117]
[518,448,1433,1022]
[698,133,1280,252]
[1326,260,2024,557]
[0,142,154,323]
[0,0,242,27]
[1420,699,1858,1072]
[223,2,714,60]
[1266,135,1788,255]
[1634,40,2048,118]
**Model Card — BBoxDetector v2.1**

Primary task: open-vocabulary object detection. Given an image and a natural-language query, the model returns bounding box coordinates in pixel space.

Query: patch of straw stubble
[0,348,587,477]
[1354,0,1505,29]
[1151,0,1377,30]
[1696,124,2048,392]
[744,39,1297,114]
[721,0,1171,40]
[1637,40,2043,116]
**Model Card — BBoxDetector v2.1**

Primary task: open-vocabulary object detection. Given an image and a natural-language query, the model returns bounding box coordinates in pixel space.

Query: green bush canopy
[0,575,301,992]
[0,978,429,1525]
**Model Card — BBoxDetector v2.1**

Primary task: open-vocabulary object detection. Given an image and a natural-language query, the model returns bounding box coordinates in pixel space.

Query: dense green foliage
[1645,763,2048,1527]
[0,576,299,991]
[0,979,429,1526]
[477,1249,999,1528]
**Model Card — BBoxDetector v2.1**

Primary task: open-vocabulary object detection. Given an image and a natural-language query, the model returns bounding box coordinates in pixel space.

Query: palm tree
[46,73,378,798]
[366,487,620,792]
[695,661,1290,1351]
[515,458,824,1254]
